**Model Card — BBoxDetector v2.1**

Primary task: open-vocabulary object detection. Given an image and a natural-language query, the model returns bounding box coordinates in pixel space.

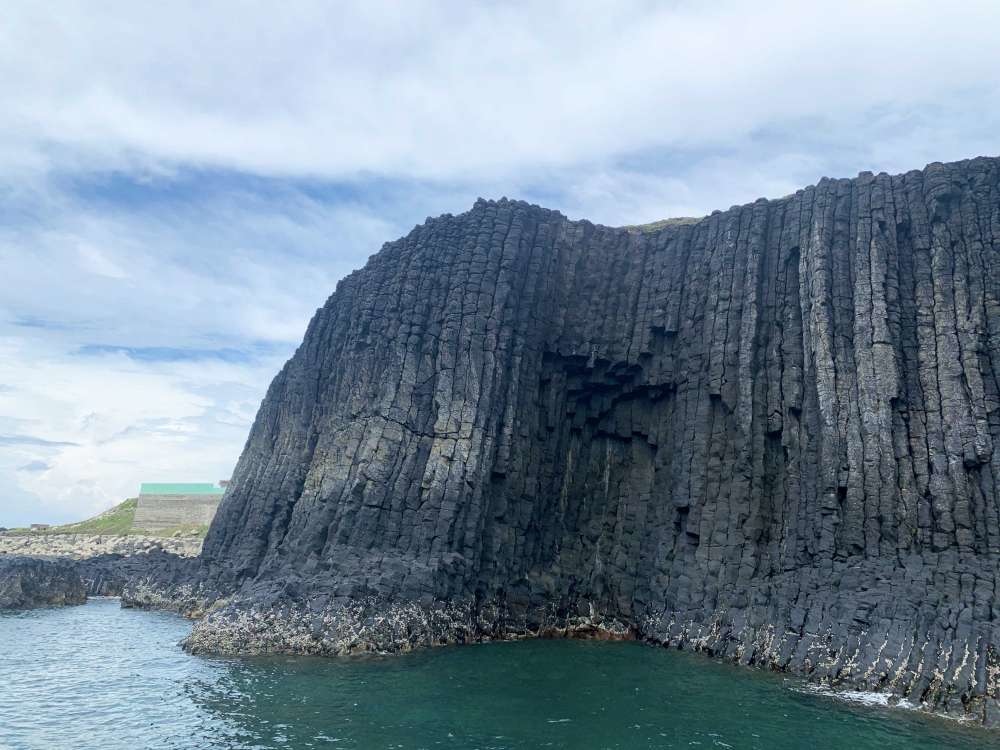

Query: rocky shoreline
[0,533,200,604]
[116,575,1000,726]
[10,545,989,723]
[0,533,202,559]
[116,549,1000,725]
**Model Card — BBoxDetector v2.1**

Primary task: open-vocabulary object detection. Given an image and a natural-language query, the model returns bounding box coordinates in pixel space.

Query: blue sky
[2,0,999,526]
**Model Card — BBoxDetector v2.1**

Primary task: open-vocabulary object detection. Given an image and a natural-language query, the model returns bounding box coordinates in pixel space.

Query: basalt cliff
[128,156,1000,723]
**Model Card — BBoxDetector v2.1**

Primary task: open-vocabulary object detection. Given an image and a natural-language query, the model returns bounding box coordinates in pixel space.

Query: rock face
[149,156,1000,722]
[0,534,202,599]
[77,551,195,597]
[0,557,86,609]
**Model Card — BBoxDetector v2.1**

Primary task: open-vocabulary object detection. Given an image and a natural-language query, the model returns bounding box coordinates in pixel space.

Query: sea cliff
[124,156,1000,724]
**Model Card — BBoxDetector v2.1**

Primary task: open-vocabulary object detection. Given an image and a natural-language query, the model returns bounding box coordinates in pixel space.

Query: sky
[1,0,999,526]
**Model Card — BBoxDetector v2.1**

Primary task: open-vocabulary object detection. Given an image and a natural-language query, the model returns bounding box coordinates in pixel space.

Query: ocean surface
[1,598,997,750]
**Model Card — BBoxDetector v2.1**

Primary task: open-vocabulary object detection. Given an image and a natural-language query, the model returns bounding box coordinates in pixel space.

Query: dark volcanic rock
[119,552,207,615]
[0,557,86,609]
[78,551,195,597]
[139,156,1000,722]
[0,551,186,606]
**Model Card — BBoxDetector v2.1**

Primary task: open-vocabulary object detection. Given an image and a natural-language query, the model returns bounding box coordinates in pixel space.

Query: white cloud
[77,243,128,279]
[0,1,998,183]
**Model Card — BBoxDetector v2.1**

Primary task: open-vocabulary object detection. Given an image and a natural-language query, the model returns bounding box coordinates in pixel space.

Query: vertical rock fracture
[141,157,1000,722]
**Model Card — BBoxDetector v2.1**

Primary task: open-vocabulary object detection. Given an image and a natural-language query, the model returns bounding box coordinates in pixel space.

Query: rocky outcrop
[132,156,1000,723]
[0,535,201,599]
[0,557,86,609]
[0,533,203,559]
[76,551,196,597]
[0,551,192,602]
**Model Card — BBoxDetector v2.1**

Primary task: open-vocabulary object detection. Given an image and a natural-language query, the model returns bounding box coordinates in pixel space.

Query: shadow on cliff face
[126,155,1000,726]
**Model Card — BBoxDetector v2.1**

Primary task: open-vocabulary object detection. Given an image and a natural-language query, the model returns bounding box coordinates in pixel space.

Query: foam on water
[796,684,894,707]
[794,683,974,723]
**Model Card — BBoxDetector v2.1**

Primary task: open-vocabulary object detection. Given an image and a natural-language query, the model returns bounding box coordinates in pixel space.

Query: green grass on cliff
[46,498,139,535]
[624,216,702,233]
[2,497,210,538]
[4,498,138,535]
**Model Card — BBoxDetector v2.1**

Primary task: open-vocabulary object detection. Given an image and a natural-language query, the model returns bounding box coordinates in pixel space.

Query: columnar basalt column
[128,156,1000,723]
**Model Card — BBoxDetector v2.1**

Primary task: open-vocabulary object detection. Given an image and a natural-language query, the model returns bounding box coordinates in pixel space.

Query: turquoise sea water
[1,599,997,750]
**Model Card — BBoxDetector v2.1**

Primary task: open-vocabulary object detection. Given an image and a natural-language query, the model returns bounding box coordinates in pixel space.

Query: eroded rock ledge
[125,156,1000,725]
[0,557,86,609]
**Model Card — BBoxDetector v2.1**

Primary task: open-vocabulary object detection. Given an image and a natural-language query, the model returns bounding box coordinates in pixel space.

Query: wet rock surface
[130,156,1000,724]
[0,557,86,609]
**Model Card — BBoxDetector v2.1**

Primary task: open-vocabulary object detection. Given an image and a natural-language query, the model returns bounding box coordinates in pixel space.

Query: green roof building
[139,483,225,496]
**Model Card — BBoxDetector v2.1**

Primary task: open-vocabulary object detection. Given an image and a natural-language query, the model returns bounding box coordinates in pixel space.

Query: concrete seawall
[132,493,222,533]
